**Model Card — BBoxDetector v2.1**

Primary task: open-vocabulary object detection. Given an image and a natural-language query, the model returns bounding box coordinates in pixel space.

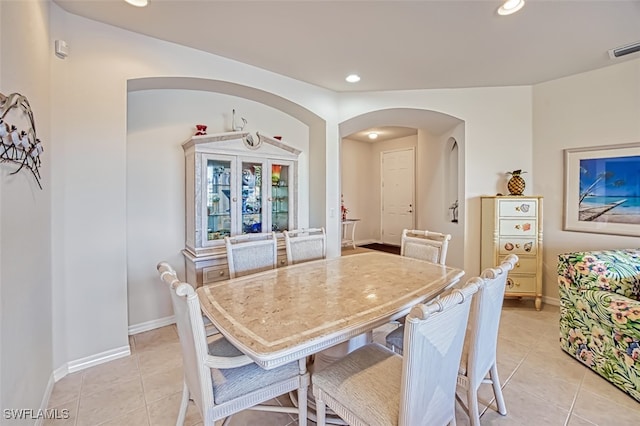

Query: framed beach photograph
[564,142,640,237]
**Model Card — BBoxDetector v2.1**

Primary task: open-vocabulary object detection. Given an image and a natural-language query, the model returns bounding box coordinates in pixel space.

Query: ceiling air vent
[608,41,640,59]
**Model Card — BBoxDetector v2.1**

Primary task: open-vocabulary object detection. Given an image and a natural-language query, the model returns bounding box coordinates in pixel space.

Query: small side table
[341,219,360,249]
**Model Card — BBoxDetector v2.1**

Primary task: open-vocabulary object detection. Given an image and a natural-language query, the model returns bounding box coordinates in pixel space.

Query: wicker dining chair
[400,229,452,264]
[224,232,278,278]
[312,277,481,426]
[456,254,518,425]
[386,228,453,353]
[157,262,309,426]
[283,227,326,265]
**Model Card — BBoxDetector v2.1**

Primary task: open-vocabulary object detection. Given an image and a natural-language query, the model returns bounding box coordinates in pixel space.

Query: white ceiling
[53,0,640,140]
[346,126,417,143]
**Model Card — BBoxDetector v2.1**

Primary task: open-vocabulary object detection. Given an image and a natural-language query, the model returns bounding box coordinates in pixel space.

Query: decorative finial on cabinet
[231,109,262,150]
[232,109,247,131]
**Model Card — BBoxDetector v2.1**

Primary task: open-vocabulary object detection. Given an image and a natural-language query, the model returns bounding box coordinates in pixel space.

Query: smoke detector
[608,41,640,59]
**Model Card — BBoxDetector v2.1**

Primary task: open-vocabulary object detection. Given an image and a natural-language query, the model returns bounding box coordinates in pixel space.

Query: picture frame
[563,142,640,237]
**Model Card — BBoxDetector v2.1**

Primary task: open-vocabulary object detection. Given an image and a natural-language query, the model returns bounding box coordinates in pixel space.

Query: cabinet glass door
[206,159,232,241]
[271,163,290,232]
[241,161,263,234]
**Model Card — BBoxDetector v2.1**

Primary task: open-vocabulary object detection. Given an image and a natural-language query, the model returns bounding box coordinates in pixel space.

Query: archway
[125,77,328,330]
[128,77,327,226]
[339,108,466,268]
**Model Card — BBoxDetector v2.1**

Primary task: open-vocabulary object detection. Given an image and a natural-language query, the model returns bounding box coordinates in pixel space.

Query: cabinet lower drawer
[202,265,229,284]
[498,238,537,255]
[499,255,537,274]
[505,274,537,294]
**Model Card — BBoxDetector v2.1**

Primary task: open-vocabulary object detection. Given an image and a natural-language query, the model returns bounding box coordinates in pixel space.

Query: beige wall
[417,127,466,270]
[0,0,53,417]
[533,58,640,303]
[341,138,375,243]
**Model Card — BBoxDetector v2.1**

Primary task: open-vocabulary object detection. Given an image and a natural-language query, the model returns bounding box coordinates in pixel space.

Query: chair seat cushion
[208,335,246,357]
[313,343,402,426]
[385,326,404,352]
[208,337,300,404]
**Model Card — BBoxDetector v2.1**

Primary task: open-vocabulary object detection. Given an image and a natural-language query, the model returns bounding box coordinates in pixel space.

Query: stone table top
[197,251,464,369]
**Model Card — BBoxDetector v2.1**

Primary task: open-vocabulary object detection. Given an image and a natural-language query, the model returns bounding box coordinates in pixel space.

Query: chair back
[283,227,326,265]
[399,277,480,426]
[401,229,451,264]
[156,262,213,416]
[466,254,518,386]
[225,232,278,278]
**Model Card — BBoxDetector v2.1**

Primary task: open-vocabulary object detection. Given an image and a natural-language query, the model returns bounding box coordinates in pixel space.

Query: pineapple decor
[506,169,527,196]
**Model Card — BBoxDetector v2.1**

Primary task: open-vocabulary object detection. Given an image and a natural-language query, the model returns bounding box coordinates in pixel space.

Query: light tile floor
[46,246,640,426]
[46,299,640,426]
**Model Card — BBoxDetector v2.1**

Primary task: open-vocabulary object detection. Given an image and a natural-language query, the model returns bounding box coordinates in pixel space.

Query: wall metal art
[0,92,43,189]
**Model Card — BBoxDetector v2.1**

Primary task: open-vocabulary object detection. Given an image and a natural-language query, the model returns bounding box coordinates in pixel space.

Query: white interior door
[381,148,415,245]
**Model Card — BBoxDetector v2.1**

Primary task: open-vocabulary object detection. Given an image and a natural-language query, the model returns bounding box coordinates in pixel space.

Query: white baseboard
[355,239,377,246]
[128,315,175,335]
[48,317,173,390]
[52,364,68,382]
[543,295,560,307]
[67,345,131,375]
[44,344,130,418]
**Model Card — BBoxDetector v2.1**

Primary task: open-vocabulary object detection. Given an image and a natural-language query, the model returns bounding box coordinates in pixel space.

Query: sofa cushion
[559,249,640,402]
[558,249,640,300]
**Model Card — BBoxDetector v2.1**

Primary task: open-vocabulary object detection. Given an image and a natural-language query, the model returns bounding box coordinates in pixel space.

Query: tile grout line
[563,370,586,426]
[135,352,154,426]
[73,370,87,426]
[71,397,79,426]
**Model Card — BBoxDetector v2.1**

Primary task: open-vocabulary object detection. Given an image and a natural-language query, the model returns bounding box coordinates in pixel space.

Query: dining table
[197,251,465,371]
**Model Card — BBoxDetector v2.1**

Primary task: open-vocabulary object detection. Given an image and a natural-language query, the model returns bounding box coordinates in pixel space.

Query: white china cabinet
[182,131,300,286]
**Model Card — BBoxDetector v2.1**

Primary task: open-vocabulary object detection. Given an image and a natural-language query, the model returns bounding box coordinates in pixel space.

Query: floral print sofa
[558,249,640,402]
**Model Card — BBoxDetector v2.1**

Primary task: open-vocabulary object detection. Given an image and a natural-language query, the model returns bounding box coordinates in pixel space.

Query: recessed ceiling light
[345,74,361,83]
[125,0,148,7]
[497,0,524,16]
[368,132,378,140]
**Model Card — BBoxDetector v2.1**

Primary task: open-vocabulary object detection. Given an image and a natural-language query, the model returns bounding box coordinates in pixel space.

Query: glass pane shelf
[207,158,232,241]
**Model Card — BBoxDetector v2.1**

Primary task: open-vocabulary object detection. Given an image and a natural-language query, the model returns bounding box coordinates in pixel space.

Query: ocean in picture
[580,196,640,224]
[579,154,640,224]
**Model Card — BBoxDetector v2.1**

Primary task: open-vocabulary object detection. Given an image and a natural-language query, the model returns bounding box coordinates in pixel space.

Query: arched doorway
[339,108,466,268]
[125,77,328,330]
